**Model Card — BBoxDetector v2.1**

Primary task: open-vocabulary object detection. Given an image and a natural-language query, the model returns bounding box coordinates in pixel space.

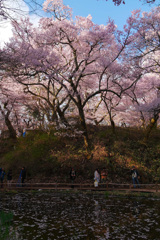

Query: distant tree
[132,8,160,130]
[0,78,23,138]
[0,74,40,137]
[104,0,157,6]
[0,0,43,21]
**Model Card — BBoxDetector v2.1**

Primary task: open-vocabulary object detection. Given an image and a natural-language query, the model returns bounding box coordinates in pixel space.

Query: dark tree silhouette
[105,0,156,6]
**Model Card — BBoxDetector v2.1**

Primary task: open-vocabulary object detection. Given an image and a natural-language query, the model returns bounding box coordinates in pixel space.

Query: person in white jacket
[94,169,100,183]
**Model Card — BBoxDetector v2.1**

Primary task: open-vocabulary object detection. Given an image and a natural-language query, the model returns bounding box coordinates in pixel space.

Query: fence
[1,182,160,193]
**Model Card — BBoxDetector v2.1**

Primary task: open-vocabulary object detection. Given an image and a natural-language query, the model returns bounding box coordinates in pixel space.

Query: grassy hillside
[0,126,160,184]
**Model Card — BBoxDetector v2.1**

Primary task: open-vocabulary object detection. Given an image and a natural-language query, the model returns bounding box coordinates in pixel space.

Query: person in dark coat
[70,168,76,188]
[131,166,140,188]
[21,167,26,186]
[0,168,6,188]
[7,169,12,187]
[70,168,76,182]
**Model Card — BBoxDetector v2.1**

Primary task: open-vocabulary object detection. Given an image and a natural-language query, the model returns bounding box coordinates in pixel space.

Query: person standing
[21,167,26,186]
[23,129,26,137]
[70,168,76,188]
[131,166,140,188]
[100,168,108,183]
[0,168,6,188]
[70,168,76,183]
[94,169,100,187]
[7,169,12,187]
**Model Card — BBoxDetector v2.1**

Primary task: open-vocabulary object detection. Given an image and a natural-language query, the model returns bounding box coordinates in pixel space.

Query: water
[0,191,160,239]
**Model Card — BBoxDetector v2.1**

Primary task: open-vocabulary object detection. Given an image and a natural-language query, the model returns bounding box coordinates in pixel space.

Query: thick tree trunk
[0,104,17,139]
[111,118,116,134]
[140,111,145,128]
[78,104,90,151]
[57,105,70,127]
[5,114,17,139]
[108,112,116,134]
[51,110,59,127]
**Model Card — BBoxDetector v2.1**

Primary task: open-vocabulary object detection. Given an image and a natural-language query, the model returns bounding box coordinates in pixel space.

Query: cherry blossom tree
[114,74,159,128]
[2,0,160,150]
[129,8,160,128]
[103,7,160,132]
[0,0,43,21]
[1,0,146,149]
[0,75,32,138]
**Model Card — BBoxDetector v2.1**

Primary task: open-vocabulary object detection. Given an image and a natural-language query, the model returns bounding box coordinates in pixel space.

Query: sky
[63,0,155,29]
[0,0,156,47]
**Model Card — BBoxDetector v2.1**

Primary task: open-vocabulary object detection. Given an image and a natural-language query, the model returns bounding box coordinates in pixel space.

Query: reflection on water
[0,191,160,240]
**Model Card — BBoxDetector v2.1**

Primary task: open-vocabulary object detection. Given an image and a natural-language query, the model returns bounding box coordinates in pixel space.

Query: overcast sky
[0,0,156,47]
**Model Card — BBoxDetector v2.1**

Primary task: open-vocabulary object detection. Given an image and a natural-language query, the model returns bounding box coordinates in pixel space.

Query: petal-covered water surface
[0,191,160,240]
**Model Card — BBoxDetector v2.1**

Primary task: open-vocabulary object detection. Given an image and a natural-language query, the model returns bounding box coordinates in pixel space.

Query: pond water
[0,191,160,240]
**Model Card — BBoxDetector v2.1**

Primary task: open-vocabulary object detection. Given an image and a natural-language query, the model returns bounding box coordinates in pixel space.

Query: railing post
[4,181,7,191]
[106,182,108,191]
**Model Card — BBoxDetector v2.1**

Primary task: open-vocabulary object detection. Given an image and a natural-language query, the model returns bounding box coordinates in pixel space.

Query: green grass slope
[0,126,160,184]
